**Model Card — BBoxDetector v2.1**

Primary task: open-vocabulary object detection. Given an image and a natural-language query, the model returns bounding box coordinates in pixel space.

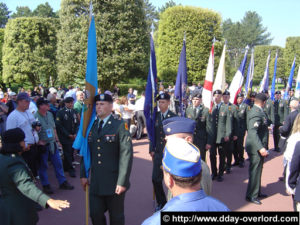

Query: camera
[32,121,42,129]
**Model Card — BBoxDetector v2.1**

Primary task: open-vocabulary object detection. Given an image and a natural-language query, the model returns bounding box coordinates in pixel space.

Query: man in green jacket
[245,93,269,205]
[80,93,133,225]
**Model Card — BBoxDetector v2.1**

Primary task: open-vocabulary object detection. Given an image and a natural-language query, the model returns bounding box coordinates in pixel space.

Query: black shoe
[239,162,245,168]
[211,174,218,180]
[59,181,74,190]
[246,197,261,205]
[232,162,239,167]
[43,185,54,194]
[69,170,76,178]
[258,193,268,198]
[279,176,284,181]
[226,168,231,174]
[217,176,223,182]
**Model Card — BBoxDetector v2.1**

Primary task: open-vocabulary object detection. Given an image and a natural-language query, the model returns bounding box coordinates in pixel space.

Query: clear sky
[3,0,299,47]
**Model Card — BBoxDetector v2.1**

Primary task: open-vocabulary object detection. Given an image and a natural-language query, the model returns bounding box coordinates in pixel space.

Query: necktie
[98,120,104,134]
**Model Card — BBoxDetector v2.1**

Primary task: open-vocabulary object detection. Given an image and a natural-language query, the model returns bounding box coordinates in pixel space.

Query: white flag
[202,44,214,111]
[213,44,226,92]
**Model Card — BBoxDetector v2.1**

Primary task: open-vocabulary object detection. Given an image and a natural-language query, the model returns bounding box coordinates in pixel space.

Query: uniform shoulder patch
[124,123,128,130]
[228,106,231,111]
[56,117,59,121]
[254,122,259,128]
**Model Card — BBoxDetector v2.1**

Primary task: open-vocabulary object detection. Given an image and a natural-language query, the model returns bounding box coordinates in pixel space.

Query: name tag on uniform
[46,129,53,138]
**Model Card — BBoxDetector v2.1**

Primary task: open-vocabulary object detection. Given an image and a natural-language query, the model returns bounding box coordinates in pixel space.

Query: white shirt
[28,101,38,115]
[120,104,135,119]
[135,96,145,111]
[6,109,39,146]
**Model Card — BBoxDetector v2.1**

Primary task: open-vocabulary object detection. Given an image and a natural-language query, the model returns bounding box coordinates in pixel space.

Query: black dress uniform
[273,92,285,152]
[245,95,269,204]
[80,94,133,225]
[233,95,248,167]
[56,98,79,176]
[208,90,232,181]
[150,93,176,209]
[185,103,210,161]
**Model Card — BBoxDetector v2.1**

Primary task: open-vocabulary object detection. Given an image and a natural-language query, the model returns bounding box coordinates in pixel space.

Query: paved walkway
[37,135,293,225]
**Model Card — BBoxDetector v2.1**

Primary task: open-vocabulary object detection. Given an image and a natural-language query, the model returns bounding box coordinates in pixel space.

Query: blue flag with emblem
[284,56,296,100]
[271,51,278,101]
[72,14,98,178]
[144,32,158,148]
[174,38,187,116]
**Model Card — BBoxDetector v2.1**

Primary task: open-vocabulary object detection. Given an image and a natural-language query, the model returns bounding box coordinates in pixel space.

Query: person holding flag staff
[149,92,176,211]
[80,94,133,225]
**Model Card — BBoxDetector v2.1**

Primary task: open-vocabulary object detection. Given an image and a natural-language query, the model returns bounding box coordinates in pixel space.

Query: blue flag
[270,51,278,101]
[284,56,296,100]
[144,33,158,148]
[174,39,187,116]
[244,49,254,104]
[259,51,271,93]
[73,16,98,178]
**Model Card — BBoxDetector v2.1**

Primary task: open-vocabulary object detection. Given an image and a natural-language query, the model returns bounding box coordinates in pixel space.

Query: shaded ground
[38,135,293,225]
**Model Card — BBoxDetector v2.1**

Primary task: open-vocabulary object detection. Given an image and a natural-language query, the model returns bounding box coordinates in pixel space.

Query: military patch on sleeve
[254,122,259,128]
[56,117,59,121]
[228,106,231,111]
[125,123,128,130]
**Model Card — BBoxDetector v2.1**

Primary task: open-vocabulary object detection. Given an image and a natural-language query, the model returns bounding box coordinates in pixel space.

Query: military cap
[95,94,113,103]
[191,90,202,99]
[17,92,30,102]
[213,90,222,95]
[261,90,268,94]
[250,92,257,97]
[162,137,201,177]
[222,90,230,96]
[255,93,267,102]
[237,93,244,97]
[64,96,74,103]
[163,117,196,135]
[36,97,50,108]
[156,92,170,101]
[289,88,295,92]
[275,91,281,94]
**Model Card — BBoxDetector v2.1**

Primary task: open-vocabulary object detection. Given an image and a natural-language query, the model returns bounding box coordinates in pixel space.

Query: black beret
[237,93,244,97]
[275,91,281,94]
[64,97,74,103]
[156,92,170,101]
[2,128,25,144]
[255,93,267,102]
[95,94,113,103]
[191,90,202,99]
[36,97,50,107]
[213,90,222,95]
[250,92,257,97]
[261,90,268,94]
[222,90,230,96]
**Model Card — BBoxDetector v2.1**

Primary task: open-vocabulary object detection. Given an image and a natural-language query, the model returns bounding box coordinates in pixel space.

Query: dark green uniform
[80,114,133,225]
[185,104,211,161]
[56,107,79,174]
[264,98,274,124]
[273,99,285,151]
[0,154,50,225]
[233,102,248,165]
[245,105,269,199]
[150,110,176,207]
[207,103,232,179]
[224,103,235,171]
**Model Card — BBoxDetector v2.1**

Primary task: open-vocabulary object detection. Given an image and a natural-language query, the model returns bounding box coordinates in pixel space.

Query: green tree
[11,6,32,18]
[158,0,177,13]
[252,45,284,87]
[283,37,300,85]
[143,0,159,32]
[0,3,10,28]
[57,0,149,89]
[2,17,59,87]
[156,6,222,83]
[0,28,5,87]
[33,2,57,18]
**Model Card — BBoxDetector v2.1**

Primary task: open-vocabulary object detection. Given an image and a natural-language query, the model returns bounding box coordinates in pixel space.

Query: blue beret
[163,117,195,135]
[163,137,201,177]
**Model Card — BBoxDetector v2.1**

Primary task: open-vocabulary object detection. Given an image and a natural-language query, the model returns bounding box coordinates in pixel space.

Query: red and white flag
[202,43,214,111]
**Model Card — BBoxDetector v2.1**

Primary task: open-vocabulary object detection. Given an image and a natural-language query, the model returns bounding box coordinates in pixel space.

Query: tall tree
[2,18,59,87]
[11,6,32,18]
[158,0,177,13]
[157,6,222,83]
[283,37,300,81]
[33,2,57,18]
[57,0,149,89]
[0,28,5,87]
[143,0,159,32]
[0,3,10,28]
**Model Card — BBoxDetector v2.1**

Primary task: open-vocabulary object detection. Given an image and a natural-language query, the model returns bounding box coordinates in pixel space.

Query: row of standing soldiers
[151,88,299,210]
